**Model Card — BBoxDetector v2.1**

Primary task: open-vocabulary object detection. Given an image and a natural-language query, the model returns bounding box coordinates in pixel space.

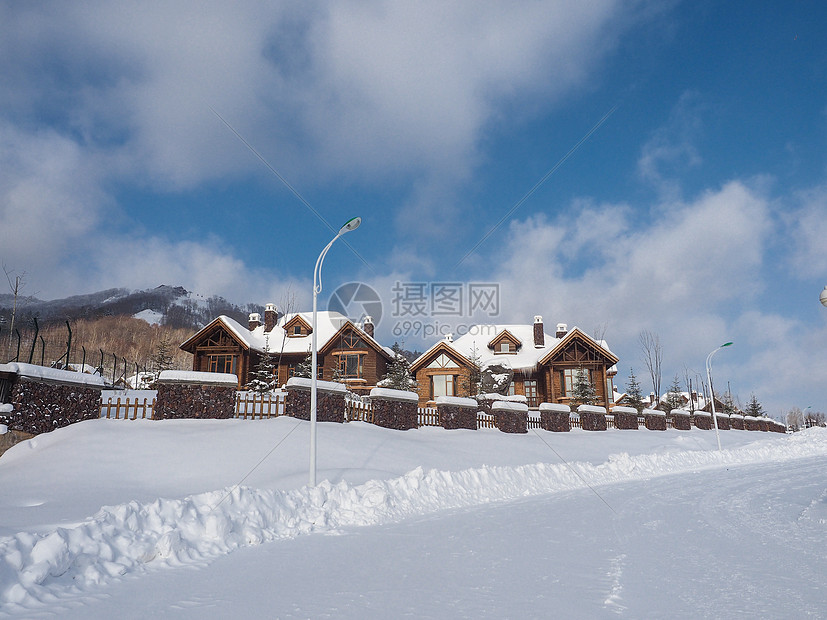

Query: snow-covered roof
[185,311,391,360]
[411,323,616,372]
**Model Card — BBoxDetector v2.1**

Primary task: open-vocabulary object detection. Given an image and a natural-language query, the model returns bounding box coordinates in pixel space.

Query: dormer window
[499,342,510,353]
[293,325,301,335]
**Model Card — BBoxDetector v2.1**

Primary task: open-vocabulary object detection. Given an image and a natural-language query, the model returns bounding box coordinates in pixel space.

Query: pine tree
[721,391,738,415]
[625,368,645,413]
[245,338,277,393]
[665,374,684,411]
[744,394,765,417]
[460,344,482,397]
[293,349,313,379]
[380,342,416,390]
[148,336,175,385]
[571,368,597,406]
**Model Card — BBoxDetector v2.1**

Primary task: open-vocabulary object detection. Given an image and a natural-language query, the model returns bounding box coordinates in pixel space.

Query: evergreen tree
[744,394,765,417]
[380,342,416,390]
[721,391,738,415]
[293,349,313,379]
[571,368,597,406]
[245,338,277,393]
[624,368,645,413]
[148,336,175,385]
[665,374,684,411]
[460,344,482,396]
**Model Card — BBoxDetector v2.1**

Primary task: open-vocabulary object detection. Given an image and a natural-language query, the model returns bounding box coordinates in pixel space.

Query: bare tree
[275,286,297,383]
[639,330,663,404]
[3,266,35,362]
[592,322,608,344]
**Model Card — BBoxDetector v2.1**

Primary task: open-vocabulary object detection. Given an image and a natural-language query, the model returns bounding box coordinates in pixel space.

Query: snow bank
[3,428,825,608]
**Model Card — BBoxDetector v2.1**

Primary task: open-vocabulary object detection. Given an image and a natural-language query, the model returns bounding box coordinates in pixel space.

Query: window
[293,325,302,335]
[525,380,538,406]
[562,368,589,396]
[507,382,516,396]
[431,374,455,398]
[499,342,510,353]
[208,354,237,374]
[339,353,363,378]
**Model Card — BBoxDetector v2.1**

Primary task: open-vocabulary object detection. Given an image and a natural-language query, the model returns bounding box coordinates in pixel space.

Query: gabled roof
[488,329,522,350]
[538,327,619,367]
[411,322,617,373]
[180,311,392,360]
[409,340,476,373]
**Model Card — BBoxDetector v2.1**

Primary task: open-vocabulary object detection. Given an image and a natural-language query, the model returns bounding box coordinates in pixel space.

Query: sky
[1,1,826,415]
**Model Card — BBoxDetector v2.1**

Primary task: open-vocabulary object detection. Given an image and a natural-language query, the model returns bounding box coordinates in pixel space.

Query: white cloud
[788,185,827,277]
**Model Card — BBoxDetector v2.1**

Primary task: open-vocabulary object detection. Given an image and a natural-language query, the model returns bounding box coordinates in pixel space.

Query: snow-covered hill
[0,420,824,617]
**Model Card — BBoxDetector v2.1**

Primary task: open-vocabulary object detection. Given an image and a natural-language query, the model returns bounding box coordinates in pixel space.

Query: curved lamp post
[310,216,361,487]
[800,405,812,431]
[706,341,733,452]
[820,286,827,308]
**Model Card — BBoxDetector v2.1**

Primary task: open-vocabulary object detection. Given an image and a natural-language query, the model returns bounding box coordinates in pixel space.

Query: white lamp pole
[800,405,812,431]
[310,216,361,487]
[706,341,733,452]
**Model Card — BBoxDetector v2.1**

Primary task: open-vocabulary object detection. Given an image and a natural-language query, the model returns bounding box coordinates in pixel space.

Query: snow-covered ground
[0,418,825,618]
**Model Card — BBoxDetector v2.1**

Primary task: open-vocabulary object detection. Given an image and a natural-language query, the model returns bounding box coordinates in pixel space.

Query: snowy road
[28,455,826,619]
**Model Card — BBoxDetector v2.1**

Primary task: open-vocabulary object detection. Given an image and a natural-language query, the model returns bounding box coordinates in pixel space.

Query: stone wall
[744,416,760,431]
[643,409,667,431]
[730,414,745,430]
[492,401,528,434]
[154,383,236,420]
[539,403,571,432]
[671,409,691,431]
[372,397,418,430]
[436,396,478,430]
[578,405,607,432]
[692,412,712,430]
[715,414,731,431]
[612,406,639,430]
[285,387,345,423]
[6,378,101,435]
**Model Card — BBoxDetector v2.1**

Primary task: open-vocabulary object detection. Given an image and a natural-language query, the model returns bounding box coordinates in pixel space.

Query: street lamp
[800,405,812,431]
[706,341,733,452]
[310,216,362,487]
[820,286,827,308]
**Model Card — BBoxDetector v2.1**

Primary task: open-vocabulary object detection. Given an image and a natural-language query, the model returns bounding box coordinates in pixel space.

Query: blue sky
[1,1,826,415]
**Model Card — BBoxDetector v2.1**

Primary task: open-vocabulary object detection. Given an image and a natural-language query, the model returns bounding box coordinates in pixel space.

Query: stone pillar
[578,404,607,431]
[154,370,237,420]
[435,395,478,430]
[692,411,712,430]
[643,408,666,431]
[370,387,419,430]
[612,406,639,430]
[539,402,571,432]
[744,415,760,431]
[757,417,770,432]
[771,420,787,433]
[715,414,731,430]
[671,409,691,430]
[285,377,347,423]
[492,401,528,434]
[730,414,745,430]
[0,362,105,435]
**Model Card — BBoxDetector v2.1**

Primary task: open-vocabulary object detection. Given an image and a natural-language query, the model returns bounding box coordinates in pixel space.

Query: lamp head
[820,286,827,308]
[339,216,361,235]
[721,341,733,348]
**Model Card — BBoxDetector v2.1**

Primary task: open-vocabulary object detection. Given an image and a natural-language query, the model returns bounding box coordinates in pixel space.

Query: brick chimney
[264,303,278,333]
[248,312,262,331]
[363,315,375,338]
[555,323,568,339]
[533,315,544,348]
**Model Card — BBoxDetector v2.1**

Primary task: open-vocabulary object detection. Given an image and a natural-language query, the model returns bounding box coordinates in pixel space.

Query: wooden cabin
[180,305,393,394]
[410,316,618,409]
